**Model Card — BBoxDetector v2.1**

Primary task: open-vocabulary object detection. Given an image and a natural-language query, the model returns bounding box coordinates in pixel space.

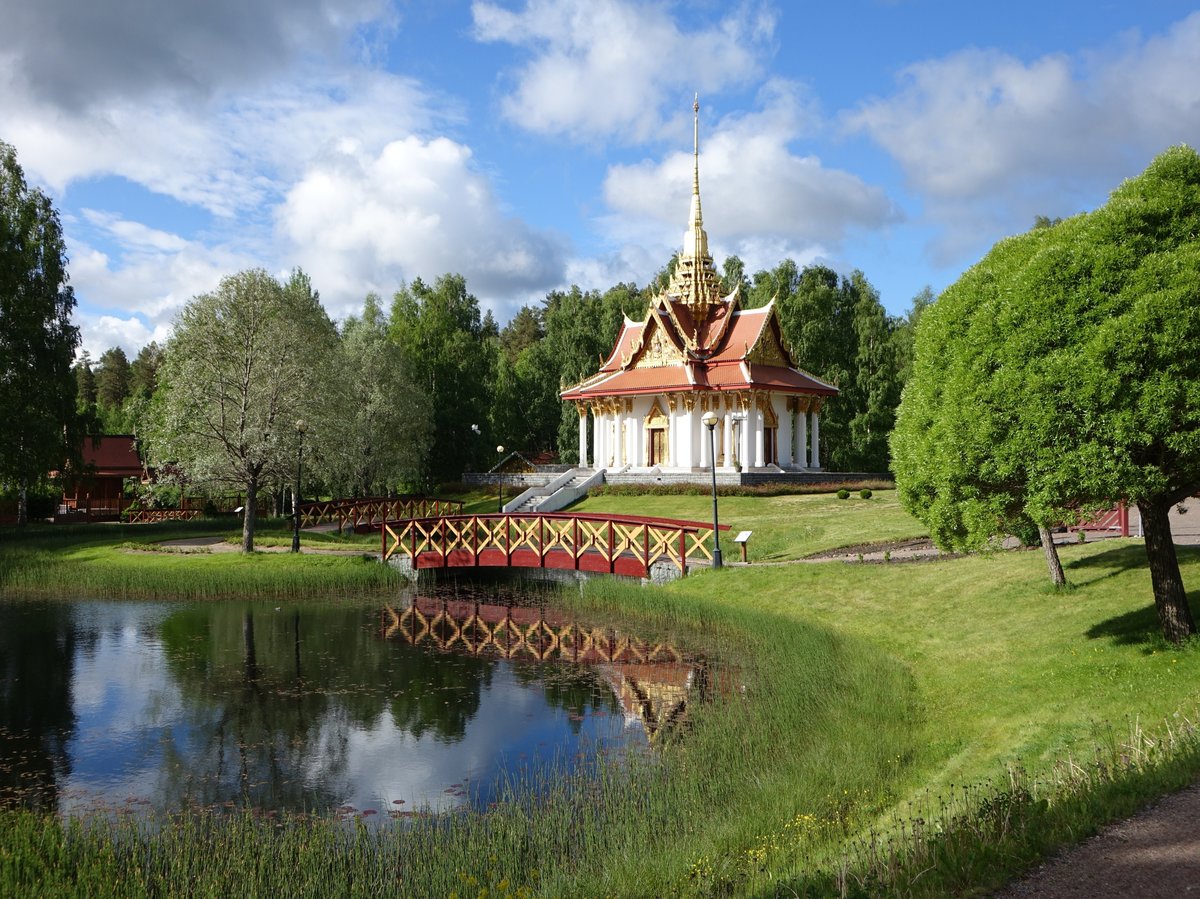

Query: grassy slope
[668,542,1200,795]
[573,490,926,560]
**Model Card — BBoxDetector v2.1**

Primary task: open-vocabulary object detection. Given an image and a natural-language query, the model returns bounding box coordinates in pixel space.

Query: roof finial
[692,93,700,197]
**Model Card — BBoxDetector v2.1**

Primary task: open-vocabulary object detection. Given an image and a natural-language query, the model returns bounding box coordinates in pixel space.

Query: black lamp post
[701,411,723,569]
[496,444,505,513]
[291,419,307,553]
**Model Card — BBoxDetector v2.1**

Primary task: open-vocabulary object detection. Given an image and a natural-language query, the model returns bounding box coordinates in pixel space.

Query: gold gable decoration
[746,322,789,368]
[634,326,681,369]
[644,400,668,426]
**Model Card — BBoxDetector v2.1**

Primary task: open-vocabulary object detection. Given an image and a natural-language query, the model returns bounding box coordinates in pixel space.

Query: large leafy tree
[0,141,80,525]
[390,275,496,483]
[148,268,337,551]
[894,146,1200,642]
[891,229,1069,587]
[772,263,902,471]
[546,283,646,461]
[323,294,432,496]
[95,346,131,411]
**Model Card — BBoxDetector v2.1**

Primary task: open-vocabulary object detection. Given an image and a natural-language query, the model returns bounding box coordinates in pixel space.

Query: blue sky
[4,0,1200,357]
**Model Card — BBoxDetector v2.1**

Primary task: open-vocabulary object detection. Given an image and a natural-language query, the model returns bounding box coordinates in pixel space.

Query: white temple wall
[794,405,808,470]
[721,412,733,469]
[583,393,827,472]
[773,396,791,467]
[753,404,765,468]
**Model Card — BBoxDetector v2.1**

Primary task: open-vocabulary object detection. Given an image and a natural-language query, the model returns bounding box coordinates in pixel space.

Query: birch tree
[148,269,337,551]
[0,141,80,525]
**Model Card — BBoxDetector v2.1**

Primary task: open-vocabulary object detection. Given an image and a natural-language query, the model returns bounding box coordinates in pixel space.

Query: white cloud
[845,11,1200,262]
[599,83,898,275]
[278,136,567,320]
[3,69,440,218]
[67,220,258,356]
[472,0,775,142]
[0,0,393,110]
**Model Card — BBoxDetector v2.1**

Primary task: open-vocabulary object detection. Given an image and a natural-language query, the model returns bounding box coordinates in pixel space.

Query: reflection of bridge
[381,513,726,578]
[299,496,464,531]
[382,596,712,742]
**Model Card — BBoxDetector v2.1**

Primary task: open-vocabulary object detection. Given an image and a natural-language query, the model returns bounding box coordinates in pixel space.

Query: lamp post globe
[496,445,506,513]
[701,411,722,569]
[291,419,308,554]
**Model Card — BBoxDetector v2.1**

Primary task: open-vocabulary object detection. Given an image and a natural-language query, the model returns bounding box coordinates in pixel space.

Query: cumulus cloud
[3,70,440,218]
[845,12,1200,261]
[472,0,775,142]
[599,83,898,274]
[66,217,259,356]
[0,0,393,110]
[278,136,568,320]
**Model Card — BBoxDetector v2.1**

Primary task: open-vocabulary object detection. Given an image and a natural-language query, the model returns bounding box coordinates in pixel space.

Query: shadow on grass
[1063,543,1146,586]
[1086,603,1163,649]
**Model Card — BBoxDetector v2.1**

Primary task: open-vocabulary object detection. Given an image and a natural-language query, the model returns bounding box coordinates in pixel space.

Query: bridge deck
[382,512,727,578]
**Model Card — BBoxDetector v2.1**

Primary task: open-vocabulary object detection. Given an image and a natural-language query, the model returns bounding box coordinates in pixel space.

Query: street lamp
[701,411,723,569]
[291,419,307,553]
[496,445,505,513]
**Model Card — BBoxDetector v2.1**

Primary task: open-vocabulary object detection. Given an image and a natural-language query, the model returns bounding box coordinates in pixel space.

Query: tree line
[65,263,925,520]
[133,263,925,549]
[3,135,925,543]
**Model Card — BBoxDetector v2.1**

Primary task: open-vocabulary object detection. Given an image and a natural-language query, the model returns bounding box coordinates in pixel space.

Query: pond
[0,581,711,822]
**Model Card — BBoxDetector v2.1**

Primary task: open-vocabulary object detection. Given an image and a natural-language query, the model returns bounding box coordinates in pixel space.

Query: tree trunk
[1039,525,1066,587]
[242,475,257,553]
[1138,498,1197,644]
[16,483,28,527]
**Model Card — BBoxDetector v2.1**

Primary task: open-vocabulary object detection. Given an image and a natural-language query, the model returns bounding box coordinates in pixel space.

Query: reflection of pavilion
[381,597,715,743]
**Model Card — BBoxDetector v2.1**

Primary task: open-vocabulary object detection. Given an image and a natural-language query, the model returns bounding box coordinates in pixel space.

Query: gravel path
[993,780,1200,897]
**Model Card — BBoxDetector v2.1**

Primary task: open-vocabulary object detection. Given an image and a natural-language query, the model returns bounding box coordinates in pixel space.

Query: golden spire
[668,93,722,321]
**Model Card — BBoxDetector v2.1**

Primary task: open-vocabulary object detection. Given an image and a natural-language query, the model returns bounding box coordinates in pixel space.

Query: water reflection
[0,602,77,811]
[0,586,713,821]
[386,596,711,744]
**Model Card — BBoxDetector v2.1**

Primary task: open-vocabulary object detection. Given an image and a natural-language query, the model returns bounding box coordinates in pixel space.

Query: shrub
[837,489,850,500]
[859,488,873,499]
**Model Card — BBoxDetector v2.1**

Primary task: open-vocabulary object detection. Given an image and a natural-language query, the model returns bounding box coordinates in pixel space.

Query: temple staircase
[503,468,605,514]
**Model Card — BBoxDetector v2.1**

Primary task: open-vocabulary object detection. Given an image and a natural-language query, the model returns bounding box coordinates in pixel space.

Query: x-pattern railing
[381,601,687,665]
[381,512,726,577]
[125,508,202,523]
[299,496,464,530]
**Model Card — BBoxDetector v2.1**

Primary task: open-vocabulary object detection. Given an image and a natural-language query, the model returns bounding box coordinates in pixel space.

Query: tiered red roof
[561,297,837,402]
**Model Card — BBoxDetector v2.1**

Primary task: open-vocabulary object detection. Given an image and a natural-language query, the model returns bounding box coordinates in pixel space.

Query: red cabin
[59,435,146,521]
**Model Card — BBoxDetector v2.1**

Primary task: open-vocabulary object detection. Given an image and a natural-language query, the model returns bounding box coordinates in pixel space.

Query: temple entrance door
[764,428,777,466]
[649,428,667,466]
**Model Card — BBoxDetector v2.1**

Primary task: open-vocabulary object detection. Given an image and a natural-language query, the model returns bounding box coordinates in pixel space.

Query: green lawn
[572,489,926,559]
[0,519,400,600]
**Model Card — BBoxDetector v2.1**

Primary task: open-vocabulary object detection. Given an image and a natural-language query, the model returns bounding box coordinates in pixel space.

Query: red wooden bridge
[381,512,729,578]
[300,495,464,531]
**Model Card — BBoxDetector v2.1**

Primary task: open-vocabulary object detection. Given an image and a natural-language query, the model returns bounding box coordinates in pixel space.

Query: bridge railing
[299,496,464,530]
[125,508,202,524]
[381,512,728,577]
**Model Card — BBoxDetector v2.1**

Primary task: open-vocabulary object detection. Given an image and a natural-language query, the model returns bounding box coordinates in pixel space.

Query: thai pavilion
[561,100,837,477]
